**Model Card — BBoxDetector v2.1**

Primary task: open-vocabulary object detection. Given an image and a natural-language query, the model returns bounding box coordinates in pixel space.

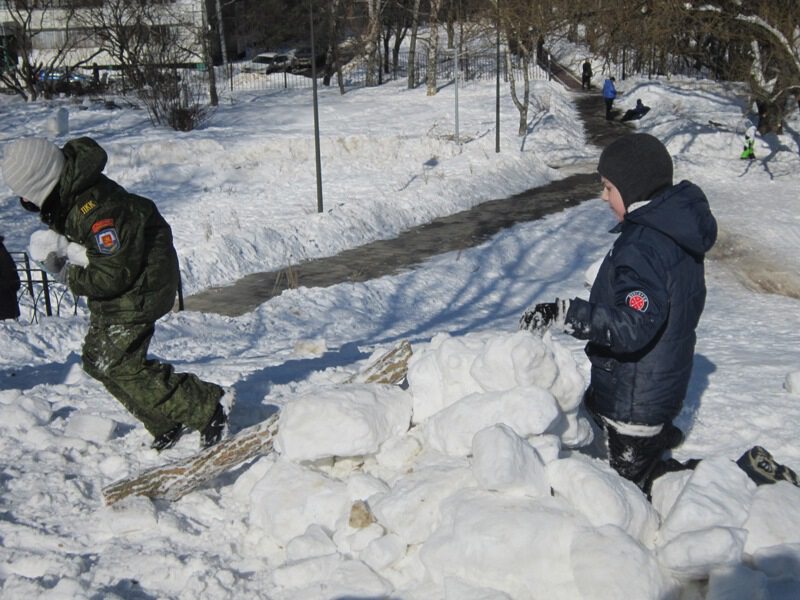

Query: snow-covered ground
[1,66,800,599]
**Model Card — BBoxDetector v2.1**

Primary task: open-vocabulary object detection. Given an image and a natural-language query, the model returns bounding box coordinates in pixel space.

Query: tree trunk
[426,0,442,96]
[407,0,421,89]
[365,0,383,86]
[323,0,341,90]
[505,50,530,136]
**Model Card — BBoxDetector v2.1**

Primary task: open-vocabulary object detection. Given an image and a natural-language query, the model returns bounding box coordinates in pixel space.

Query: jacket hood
[624,180,717,256]
[58,137,108,203]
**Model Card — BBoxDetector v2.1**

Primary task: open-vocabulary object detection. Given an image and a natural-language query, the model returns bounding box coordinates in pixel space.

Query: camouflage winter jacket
[47,137,179,324]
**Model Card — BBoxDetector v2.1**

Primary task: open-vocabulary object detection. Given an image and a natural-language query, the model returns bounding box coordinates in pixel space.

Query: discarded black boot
[737,446,799,487]
[151,424,186,451]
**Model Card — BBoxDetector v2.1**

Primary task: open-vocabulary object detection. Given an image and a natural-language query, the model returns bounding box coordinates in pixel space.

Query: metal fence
[206,50,548,94]
[12,252,86,324]
[10,251,185,324]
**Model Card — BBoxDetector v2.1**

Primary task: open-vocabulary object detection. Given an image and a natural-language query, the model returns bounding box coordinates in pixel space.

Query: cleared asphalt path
[184,69,631,317]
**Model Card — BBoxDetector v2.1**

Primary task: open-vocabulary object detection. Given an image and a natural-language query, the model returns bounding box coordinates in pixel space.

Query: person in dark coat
[1,137,233,451]
[520,133,718,491]
[621,98,650,122]
[602,77,617,119]
[581,59,592,90]
[0,235,21,320]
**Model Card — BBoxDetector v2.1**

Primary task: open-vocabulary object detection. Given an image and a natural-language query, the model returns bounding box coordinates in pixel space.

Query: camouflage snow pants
[82,320,221,438]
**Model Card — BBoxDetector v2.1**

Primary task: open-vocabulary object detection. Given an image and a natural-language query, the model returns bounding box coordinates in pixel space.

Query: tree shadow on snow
[0,351,83,392]
[226,342,366,431]
[677,353,715,436]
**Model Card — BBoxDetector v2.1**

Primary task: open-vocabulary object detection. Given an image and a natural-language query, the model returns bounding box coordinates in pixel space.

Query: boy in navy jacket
[522,133,717,490]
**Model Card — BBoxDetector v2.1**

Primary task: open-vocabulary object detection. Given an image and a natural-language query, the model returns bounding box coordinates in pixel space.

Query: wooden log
[102,340,413,505]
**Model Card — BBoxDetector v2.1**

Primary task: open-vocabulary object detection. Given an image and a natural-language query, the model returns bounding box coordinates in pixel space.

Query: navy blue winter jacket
[566,181,717,425]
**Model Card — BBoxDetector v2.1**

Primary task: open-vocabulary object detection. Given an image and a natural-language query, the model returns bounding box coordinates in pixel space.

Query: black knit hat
[597,133,673,208]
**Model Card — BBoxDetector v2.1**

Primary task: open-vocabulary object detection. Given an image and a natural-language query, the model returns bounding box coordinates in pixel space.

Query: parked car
[37,68,92,95]
[241,52,297,74]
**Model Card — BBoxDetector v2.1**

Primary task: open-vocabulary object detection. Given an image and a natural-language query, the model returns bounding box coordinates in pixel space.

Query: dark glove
[519,298,570,335]
[52,262,70,284]
[39,251,66,276]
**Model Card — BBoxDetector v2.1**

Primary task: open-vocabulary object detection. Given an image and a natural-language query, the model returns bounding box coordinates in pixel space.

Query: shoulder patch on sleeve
[92,219,120,254]
[625,290,650,312]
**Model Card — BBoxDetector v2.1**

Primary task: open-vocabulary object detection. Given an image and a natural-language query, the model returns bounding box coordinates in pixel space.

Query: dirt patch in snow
[709,228,800,300]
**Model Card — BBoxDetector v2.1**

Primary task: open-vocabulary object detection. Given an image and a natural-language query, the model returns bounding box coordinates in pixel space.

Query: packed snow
[1,58,800,599]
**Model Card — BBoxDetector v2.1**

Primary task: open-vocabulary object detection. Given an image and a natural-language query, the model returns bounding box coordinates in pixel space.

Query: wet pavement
[185,67,632,317]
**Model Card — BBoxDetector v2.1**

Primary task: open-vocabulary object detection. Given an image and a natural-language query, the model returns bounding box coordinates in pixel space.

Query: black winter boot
[151,424,186,451]
[200,404,228,449]
[200,388,235,449]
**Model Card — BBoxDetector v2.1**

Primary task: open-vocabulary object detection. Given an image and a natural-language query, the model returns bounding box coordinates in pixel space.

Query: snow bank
[236,331,800,598]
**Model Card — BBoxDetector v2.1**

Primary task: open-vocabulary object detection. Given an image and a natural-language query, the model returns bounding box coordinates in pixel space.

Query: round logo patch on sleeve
[625,290,650,312]
[91,218,121,254]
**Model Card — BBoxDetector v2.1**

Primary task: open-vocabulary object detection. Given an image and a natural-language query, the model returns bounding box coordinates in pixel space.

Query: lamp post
[310,1,323,213]
[495,9,501,153]
[454,44,460,145]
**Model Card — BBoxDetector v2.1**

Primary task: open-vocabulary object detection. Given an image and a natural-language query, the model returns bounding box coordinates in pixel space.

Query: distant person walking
[0,235,21,320]
[602,77,617,120]
[581,59,593,90]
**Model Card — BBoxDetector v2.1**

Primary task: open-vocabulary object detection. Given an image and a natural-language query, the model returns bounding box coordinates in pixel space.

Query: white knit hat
[1,138,65,208]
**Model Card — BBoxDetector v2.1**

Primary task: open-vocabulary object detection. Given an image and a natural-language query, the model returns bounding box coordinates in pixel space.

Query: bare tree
[76,0,209,130]
[381,0,413,78]
[365,0,389,86]
[425,0,441,95]
[322,0,346,92]
[406,0,422,88]
[570,0,800,133]
[491,0,573,135]
[679,1,800,133]
[0,0,95,100]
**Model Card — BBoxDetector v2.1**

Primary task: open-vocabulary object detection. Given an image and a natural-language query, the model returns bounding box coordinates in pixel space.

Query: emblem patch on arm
[92,218,121,254]
[625,290,650,312]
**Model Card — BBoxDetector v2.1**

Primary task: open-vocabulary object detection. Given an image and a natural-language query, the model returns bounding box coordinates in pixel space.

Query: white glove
[29,229,69,263]
[66,242,89,268]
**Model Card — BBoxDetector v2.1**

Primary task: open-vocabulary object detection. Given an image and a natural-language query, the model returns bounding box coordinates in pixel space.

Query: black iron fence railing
[209,50,548,94]
[12,251,85,323]
[10,251,183,324]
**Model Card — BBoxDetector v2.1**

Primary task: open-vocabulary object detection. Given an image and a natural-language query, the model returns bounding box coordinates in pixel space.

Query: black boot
[200,387,235,449]
[737,446,799,487]
[151,423,186,451]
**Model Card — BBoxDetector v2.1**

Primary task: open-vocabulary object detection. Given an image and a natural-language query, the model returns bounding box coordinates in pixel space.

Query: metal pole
[454,49,459,144]
[495,10,500,153]
[310,2,323,213]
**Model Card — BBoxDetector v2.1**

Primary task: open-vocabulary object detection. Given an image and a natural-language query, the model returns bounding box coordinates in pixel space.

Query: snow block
[421,489,585,599]
[371,463,475,546]
[423,385,561,456]
[657,456,755,546]
[249,458,351,546]
[547,455,659,545]
[743,482,800,554]
[275,384,412,462]
[571,524,675,600]
[471,424,550,498]
[64,413,116,444]
[656,526,746,578]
